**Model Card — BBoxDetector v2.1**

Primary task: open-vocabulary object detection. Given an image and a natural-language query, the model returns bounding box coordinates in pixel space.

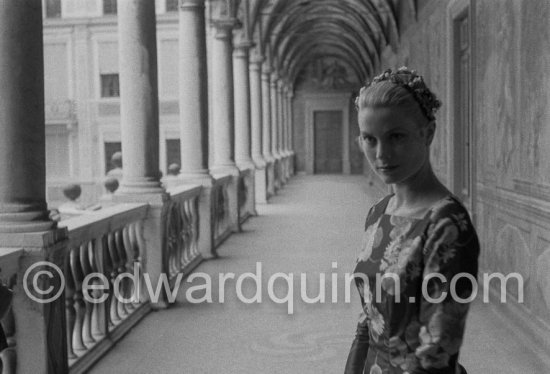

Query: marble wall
[384,0,550,347]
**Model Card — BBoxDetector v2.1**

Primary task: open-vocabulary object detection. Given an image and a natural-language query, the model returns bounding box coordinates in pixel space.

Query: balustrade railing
[59,203,149,373]
[212,175,232,247]
[162,185,202,285]
[0,248,20,374]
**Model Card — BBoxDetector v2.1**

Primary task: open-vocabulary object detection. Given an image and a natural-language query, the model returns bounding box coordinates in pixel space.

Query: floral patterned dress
[345,194,479,374]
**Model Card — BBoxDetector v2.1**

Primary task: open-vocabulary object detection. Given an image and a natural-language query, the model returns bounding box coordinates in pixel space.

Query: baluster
[64,250,77,361]
[114,230,128,320]
[130,222,143,307]
[223,183,230,234]
[90,238,106,340]
[80,241,96,348]
[106,232,121,327]
[180,200,188,268]
[168,204,179,279]
[1,276,17,373]
[193,196,200,255]
[214,185,222,238]
[121,225,135,313]
[183,199,192,266]
[69,245,86,355]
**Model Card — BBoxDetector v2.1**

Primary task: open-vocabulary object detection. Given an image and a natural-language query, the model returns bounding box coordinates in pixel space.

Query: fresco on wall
[296,57,355,90]
[520,0,550,186]
[535,248,550,319]
[477,0,518,187]
[494,223,530,300]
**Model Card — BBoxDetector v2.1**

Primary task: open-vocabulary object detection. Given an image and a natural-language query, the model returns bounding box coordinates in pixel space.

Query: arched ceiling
[236,0,405,88]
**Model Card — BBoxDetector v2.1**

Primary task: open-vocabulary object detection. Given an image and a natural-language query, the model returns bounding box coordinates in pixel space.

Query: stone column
[210,19,240,231]
[116,0,171,309]
[177,0,215,258]
[178,0,210,181]
[233,42,254,169]
[287,90,295,176]
[277,79,287,184]
[0,1,55,234]
[261,64,275,197]
[249,54,267,203]
[117,0,163,195]
[270,71,281,190]
[210,20,238,172]
[233,41,256,216]
[0,2,69,372]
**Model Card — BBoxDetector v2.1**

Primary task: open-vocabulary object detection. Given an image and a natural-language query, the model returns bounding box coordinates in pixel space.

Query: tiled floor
[89,175,550,374]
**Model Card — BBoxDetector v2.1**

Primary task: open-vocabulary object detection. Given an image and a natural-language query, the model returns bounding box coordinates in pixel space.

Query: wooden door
[314,110,343,174]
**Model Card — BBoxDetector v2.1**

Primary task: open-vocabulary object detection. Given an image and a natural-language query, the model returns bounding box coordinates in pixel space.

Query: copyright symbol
[23,261,65,304]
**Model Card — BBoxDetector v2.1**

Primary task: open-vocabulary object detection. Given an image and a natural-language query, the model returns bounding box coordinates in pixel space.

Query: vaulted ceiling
[237,0,413,88]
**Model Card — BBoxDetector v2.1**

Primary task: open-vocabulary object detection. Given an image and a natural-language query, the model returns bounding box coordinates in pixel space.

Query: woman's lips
[377,166,398,173]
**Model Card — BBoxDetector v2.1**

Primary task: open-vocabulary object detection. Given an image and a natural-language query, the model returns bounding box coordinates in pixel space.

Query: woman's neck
[387,163,450,214]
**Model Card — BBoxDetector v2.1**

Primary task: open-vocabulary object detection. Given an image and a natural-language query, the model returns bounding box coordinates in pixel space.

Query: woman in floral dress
[345,68,479,374]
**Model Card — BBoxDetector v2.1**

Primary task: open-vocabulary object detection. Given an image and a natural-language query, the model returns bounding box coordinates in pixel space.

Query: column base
[0,206,56,233]
[252,154,267,169]
[117,179,164,195]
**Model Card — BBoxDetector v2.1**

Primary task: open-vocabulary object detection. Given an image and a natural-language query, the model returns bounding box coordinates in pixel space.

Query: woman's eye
[390,133,405,141]
[362,136,376,145]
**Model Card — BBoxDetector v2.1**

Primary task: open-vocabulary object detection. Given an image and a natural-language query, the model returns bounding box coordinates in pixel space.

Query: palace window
[166,0,178,12]
[44,0,62,18]
[103,0,117,14]
[100,74,120,98]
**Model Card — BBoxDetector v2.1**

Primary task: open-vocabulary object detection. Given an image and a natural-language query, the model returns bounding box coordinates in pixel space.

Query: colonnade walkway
[89,175,550,374]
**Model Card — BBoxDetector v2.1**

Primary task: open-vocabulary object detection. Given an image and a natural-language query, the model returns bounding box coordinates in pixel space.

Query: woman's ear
[425,121,436,146]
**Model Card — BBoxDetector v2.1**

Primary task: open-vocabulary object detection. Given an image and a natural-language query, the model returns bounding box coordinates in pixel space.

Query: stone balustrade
[162,185,202,285]
[0,248,20,374]
[212,175,233,247]
[238,168,256,225]
[59,203,150,373]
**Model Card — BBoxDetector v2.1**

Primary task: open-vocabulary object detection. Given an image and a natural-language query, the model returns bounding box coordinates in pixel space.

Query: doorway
[314,110,343,173]
[304,93,351,174]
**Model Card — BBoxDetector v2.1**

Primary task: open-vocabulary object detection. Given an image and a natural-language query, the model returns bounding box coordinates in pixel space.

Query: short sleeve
[414,198,480,372]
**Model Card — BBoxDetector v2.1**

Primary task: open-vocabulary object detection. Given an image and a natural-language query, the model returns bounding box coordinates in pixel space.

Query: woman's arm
[344,319,369,374]
[413,201,479,373]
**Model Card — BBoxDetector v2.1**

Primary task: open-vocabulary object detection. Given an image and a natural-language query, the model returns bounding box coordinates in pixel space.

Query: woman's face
[357,106,433,185]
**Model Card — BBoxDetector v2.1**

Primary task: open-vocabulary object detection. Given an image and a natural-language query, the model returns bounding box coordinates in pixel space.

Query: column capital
[212,18,239,39]
[261,63,272,77]
[234,40,255,51]
[249,53,264,66]
[178,0,205,10]
[270,71,279,88]
[233,41,254,59]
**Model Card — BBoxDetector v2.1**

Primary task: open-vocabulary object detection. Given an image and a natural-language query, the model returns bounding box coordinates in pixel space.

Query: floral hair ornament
[356,66,442,121]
